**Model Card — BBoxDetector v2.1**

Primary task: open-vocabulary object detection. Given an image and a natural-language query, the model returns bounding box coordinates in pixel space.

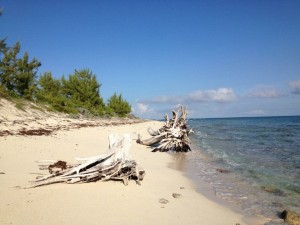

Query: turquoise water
[187,116,300,222]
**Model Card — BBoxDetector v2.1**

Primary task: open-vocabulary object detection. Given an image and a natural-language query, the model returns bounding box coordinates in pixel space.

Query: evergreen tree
[37,72,61,97]
[0,9,7,57]
[36,72,68,111]
[0,38,7,56]
[61,69,105,114]
[0,42,41,99]
[15,52,41,99]
[0,9,9,97]
[106,92,131,117]
[0,42,20,93]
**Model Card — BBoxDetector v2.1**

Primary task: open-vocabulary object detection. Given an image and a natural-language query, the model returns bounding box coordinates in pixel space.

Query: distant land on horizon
[189,115,300,120]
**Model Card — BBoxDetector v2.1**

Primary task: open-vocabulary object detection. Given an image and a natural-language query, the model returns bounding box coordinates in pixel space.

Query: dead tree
[137,105,193,152]
[26,134,145,188]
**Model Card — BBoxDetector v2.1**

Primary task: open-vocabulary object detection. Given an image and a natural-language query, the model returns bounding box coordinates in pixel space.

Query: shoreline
[0,121,247,225]
[168,151,269,225]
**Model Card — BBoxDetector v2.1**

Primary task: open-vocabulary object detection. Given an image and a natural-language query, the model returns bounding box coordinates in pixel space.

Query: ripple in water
[186,116,300,223]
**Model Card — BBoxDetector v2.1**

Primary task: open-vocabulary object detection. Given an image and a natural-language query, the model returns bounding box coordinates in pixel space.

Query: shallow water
[184,116,300,223]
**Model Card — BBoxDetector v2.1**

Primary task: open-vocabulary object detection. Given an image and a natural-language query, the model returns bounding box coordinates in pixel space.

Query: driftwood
[137,133,166,146]
[137,105,193,152]
[26,134,145,188]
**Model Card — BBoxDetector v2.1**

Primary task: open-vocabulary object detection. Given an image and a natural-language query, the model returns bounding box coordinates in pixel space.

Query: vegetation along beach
[1,1,300,225]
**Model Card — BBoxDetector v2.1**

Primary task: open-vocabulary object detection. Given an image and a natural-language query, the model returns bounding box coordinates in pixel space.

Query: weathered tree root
[137,105,193,152]
[26,134,145,188]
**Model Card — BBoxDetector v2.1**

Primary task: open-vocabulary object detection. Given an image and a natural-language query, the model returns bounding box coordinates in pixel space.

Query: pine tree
[15,52,41,99]
[0,42,20,93]
[0,38,7,56]
[106,92,131,117]
[61,69,105,114]
[36,72,68,111]
[0,42,41,99]
[0,10,9,97]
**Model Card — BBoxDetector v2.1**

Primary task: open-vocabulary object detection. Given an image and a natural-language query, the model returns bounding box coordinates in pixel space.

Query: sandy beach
[0,100,246,225]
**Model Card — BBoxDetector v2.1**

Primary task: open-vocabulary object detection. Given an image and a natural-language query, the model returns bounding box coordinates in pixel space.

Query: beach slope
[0,99,245,225]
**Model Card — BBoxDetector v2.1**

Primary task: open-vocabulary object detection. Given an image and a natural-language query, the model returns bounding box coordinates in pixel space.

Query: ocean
[184,116,300,223]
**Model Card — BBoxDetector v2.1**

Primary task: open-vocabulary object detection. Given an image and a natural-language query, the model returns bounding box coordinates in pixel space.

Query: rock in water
[216,168,230,173]
[262,186,287,196]
[281,210,300,225]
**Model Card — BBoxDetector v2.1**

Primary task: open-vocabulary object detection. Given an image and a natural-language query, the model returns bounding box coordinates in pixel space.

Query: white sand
[0,98,252,225]
[0,98,142,135]
[0,120,249,225]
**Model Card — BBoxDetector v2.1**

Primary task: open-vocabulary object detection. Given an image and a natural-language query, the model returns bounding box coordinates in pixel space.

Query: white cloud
[188,88,236,103]
[135,103,153,114]
[132,102,162,119]
[288,80,300,94]
[247,85,285,98]
[132,83,300,118]
[134,88,237,119]
[142,95,181,104]
[138,88,237,105]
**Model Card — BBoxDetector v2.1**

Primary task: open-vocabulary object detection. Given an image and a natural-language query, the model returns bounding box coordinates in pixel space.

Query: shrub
[106,93,131,117]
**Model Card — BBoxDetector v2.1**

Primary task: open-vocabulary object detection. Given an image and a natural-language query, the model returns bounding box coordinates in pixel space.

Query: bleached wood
[147,127,160,136]
[26,133,144,188]
[137,105,192,152]
[137,133,166,146]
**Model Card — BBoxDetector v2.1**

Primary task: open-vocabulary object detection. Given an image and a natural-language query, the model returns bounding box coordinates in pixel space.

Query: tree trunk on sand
[136,133,166,146]
[26,133,145,188]
[137,105,193,152]
[147,127,160,136]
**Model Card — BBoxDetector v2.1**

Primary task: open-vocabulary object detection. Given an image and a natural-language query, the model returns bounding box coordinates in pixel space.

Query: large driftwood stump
[137,105,193,152]
[26,134,145,188]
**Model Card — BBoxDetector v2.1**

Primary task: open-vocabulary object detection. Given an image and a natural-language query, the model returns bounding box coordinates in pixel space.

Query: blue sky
[1,0,300,119]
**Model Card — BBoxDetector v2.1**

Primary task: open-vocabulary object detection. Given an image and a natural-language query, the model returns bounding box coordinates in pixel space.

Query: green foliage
[0,42,20,93]
[37,72,61,98]
[30,104,44,112]
[0,10,8,61]
[0,38,7,55]
[0,42,41,100]
[15,52,41,99]
[106,93,131,117]
[0,38,132,117]
[0,84,9,98]
[36,72,69,112]
[61,69,105,115]
[15,101,26,111]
